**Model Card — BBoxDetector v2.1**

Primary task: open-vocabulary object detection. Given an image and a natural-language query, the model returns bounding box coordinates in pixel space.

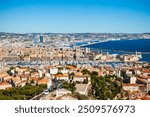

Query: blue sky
[0,0,150,33]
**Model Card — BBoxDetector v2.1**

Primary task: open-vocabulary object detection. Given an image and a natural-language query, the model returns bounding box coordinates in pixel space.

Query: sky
[0,0,150,33]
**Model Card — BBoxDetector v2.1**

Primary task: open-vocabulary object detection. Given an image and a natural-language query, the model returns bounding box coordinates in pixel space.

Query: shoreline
[92,48,150,55]
[79,39,145,47]
[78,39,150,54]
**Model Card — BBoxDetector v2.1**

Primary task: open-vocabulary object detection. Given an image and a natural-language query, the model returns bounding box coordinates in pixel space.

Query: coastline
[79,39,150,54]
[78,39,150,63]
[80,38,150,47]
[92,48,150,55]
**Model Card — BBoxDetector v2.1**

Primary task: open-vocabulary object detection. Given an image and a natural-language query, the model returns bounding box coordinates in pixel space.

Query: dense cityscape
[0,32,150,47]
[0,32,150,100]
[0,1,150,117]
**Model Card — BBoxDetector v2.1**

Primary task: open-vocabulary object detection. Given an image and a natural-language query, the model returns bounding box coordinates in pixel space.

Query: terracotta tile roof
[38,78,49,83]
[30,77,39,82]
[141,76,150,79]
[66,65,76,69]
[47,66,54,69]
[0,82,11,86]
[0,72,9,78]
[142,68,150,73]
[123,84,139,87]
[141,96,150,100]
[55,74,68,77]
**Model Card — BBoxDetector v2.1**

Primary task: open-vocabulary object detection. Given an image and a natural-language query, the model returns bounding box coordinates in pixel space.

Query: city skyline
[0,0,150,33]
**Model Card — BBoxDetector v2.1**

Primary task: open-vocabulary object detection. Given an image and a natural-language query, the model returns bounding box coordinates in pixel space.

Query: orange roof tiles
[47,66,54,69]
[141,96,150,100]
[0,72,9,78]
[55,74,68,77]
[123,84,139,87]
[142,68,150,73]
[0,82,11,86]
[3,76,14,81]
[38,78,49,83]
[66,65,76,69]
[30,77,39,82]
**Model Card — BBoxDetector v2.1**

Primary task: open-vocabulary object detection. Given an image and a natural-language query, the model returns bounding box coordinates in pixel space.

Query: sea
[79,39,150,62]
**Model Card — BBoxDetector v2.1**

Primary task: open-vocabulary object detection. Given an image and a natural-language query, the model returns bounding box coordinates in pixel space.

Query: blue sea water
[82,39,150,62]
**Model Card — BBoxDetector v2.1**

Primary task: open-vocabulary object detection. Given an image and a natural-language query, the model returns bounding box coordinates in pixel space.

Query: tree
[30,79,35,84]
[10,66,15,70]
[74,92,90,100]
[148,91,150,96]
[91,71,98,76]
[83,78,88,84]
[90,73,122,100]
[70,82,76,94]
[0,84,47,100]
[82,69,91,75]
[69,72,75,82]
[63,81,76,94]
[7,69,12,76]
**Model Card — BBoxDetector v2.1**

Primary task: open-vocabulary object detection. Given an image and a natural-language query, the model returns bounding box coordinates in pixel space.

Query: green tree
[82,69,91,75]
[90,73,122,100]
[69,72,75,82]
[0,84,47,100]
[63,81,76,94]
[91,71,98,76]
[70,82,76,94]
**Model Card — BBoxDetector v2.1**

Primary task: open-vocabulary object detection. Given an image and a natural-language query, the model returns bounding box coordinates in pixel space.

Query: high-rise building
[40,36,44,43]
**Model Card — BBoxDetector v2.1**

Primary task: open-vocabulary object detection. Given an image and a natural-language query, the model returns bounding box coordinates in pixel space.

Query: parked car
[44,89,49,95]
